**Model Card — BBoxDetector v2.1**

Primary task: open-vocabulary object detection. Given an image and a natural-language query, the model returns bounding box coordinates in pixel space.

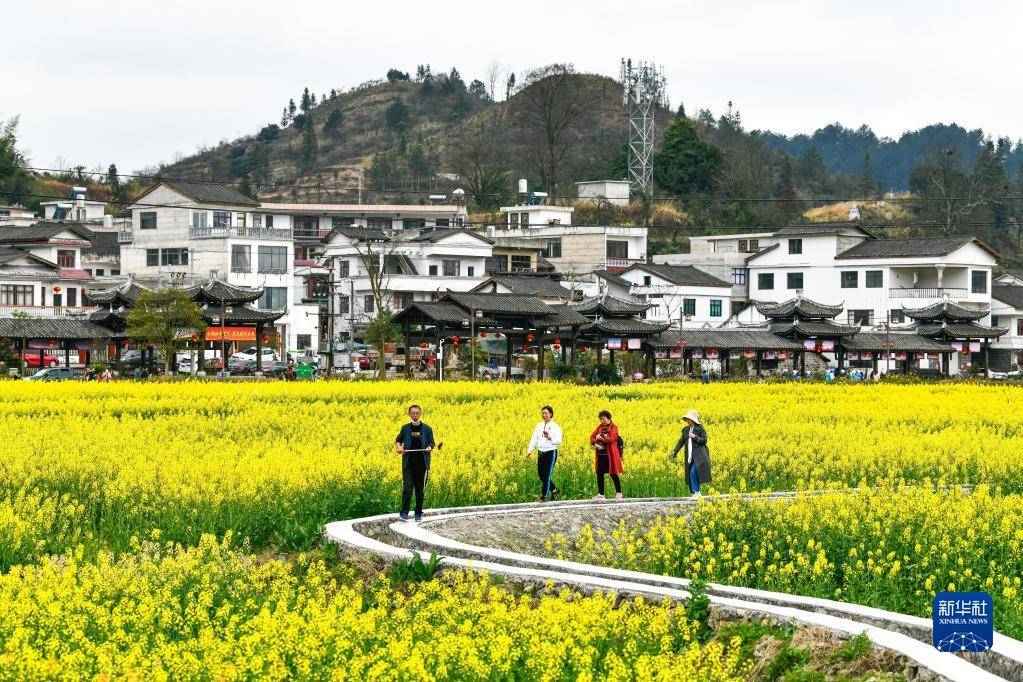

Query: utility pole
[326,256,335,372]
[470,308,477,381]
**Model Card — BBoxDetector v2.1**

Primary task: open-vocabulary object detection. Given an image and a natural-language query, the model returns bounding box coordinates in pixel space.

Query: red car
[21,352,60,368]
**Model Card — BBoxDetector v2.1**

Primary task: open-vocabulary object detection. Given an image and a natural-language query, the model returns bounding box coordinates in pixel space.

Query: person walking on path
[669,409,711,497]
[525,405,562,502]
[590,410,623,500]
[395,404,435,522]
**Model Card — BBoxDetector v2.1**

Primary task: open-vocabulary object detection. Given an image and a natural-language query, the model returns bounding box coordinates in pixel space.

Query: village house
[0,221,95,315]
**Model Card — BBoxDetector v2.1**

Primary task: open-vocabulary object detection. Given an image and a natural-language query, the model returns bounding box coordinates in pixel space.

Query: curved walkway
[325,494,1023,682]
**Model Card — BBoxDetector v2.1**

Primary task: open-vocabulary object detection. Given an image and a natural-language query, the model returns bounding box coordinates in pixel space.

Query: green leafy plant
[388,551,442,583]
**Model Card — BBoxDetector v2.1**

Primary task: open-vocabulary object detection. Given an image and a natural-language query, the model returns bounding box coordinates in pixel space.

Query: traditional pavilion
[570,295,669,376]
[647,328,803,376]
[87,279,150,371]
[0,317,111,371]
[755,296,860,373]
[183,278,285,372]
[392,291,590,380]
[842,332,953,375]
[904,300,1008,377]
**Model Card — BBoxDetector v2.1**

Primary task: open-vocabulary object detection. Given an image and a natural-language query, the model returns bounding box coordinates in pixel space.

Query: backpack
[616,435,625,457]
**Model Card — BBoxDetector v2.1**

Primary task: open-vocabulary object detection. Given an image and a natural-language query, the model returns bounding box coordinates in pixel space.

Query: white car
[230,347,280,364]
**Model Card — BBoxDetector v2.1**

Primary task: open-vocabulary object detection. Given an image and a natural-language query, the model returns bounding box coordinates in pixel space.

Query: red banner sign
[205,327,256,342]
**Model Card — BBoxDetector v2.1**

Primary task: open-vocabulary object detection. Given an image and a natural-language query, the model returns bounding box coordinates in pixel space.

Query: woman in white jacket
[525,405,562,502]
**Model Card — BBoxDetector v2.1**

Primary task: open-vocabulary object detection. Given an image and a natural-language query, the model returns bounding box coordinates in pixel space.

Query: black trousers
[401,453,428,516]
[596,454,621,495]
[537,449,558,499]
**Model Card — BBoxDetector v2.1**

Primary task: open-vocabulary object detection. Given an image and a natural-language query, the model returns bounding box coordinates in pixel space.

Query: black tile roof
[754,297,845,319]
[542,305,592,327]
[86,280,150,307]
[204,306,285,324]
[992,285,1023,310]
[82,230,120,258]
[184,279,264,305]
[0,317,111,340]
[769,321,860,337]
[834,236,995,260]
[484,275,573,298]
[586,318,671,335]
[572,295,651,316]
[0,246,59,269]
[326,226,389,242]
[629,264,731,288]
[444,292,555,315]
[393,302,477,324]
[592,269,632,288]
[409,228,493,244]
[651,328,803,350]
[914,321,1008,339]
[843,333,953,352]
[145,180,260,207]
[902,300,989,322]
[0,221,94,244]
[774,222,871,236]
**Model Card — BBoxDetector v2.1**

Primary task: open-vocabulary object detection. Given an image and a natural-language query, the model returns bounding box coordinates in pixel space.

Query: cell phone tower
[620,58,668,197]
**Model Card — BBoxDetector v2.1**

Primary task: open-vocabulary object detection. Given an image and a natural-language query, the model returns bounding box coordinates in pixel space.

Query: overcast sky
[4,0,1021,173]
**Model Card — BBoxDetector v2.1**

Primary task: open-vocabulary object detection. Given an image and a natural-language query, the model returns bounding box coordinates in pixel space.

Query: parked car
[230,347,280,364]
[120,349,166,368]
[232,359,290,377]
[178,356,224,374]
[991,369,1023,381]
[23,367,83,381]
[20,352,60,368]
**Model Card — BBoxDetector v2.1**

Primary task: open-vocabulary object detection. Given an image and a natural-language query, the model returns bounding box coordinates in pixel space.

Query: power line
[25,165,1023,205]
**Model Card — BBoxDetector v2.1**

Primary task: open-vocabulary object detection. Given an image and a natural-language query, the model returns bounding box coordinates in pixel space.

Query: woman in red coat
[590,410,623,500]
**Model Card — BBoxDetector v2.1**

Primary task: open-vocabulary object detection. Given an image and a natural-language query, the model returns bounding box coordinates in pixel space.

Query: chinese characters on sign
[932,592,993,653]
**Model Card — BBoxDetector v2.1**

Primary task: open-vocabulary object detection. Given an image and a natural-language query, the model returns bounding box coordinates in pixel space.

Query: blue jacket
[396,421,435,470]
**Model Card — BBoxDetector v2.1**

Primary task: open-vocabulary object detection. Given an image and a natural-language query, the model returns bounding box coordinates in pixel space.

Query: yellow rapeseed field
[1,380,1021,676]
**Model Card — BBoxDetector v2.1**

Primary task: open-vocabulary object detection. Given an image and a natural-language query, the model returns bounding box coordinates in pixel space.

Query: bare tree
[513,64,590,201]
[446,118,510,210]
[909,147,1003,235]
[484,60,505,101]
[345,230,405,378]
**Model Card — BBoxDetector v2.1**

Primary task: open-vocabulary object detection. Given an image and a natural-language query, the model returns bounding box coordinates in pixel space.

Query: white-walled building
[120,180,314,352]
[0,222,95,315]
[653,231,774,301]
[991,283,1023,371]
[0,204,36,222]
[615,263,733,325]
[745,224,997,328]
[576,180,630,206]
[318,226,494,347]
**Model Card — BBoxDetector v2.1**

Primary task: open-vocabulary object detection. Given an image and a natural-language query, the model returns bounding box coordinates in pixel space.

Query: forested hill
[759,123,1023,191]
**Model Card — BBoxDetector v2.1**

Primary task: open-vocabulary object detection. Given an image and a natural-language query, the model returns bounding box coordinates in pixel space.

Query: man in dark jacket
[670,409,711,497]
[395,404,436,521]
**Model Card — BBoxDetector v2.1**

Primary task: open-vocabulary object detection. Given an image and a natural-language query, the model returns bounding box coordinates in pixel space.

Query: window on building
[509,213,519,226]
[391,292,412,310]
[788,238,802,255]
[1017,319,1023,336]
[232,245,251,272]
[331,216,353,229]
[367,217,393,230]
[235,213,246,228]
[544,238,562,258]
[192,212,208,229]
[520,213,530,228]
[435,218,450,227]
[848,309,872,326]
[840,271,858,288]
[95,269,104,277]
[486,256,508,273]
[510,255,531,271]
[338,260,350,278]
[467,266,475,277]
[972,270,988,294]
[866,270,883,288]
[990,316,1000,328]
[738,240,748,253]
[402,219,426,230]
[111,269,120,276]
[889,309,905,324]
[710,299,722,317]
[643,275,652,286]
[0,284,33,305]
[253,214,262,228]
[731,268,747,285]
[297,334,312,350]
[160,248,189,266]
[258,246,287,273]
[258,287,287,310]
[67,288,77,307]
[146,249,159,267]
[787,272,804,289]
[52,292,62,307]
[428,265,438,276]
[606,240,629,259]
[442,260,460,277]
[749,239,759,251]
[683,298,696,316]
[140,212,157,230]
[56,250,76,268]
[265,215,274,228]
[758,272,774,290]
[338,295,350,314]
[213,211,231,227]
[364,295,376,313]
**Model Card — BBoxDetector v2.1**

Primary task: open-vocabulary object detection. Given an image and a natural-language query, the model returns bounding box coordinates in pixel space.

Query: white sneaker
[692,491,702,499]
[592,494,605,500]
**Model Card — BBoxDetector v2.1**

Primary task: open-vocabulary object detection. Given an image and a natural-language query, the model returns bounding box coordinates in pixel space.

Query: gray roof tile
[903,300,989,321]
[651,328,803,350]
[630,264,731,288]
[992,285,1023,310]
[834,236,995,260]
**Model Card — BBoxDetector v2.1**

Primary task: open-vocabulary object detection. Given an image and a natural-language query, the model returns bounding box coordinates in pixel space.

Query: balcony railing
[0,305,98,319]
[189,226,293,240]
[889,287,969,299]
[604,257,644,271]
[117,230,133,243]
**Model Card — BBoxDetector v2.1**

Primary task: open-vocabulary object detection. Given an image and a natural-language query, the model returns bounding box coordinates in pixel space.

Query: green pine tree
[300,114,318,171]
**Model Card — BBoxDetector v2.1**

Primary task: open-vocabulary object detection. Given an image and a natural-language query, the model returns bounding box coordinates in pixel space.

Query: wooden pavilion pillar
[983,340,990,379]
[560,343,567,363]
[837,344,845,372]
[755,351,762,377]
[799,349,806,376]
[569,331,578,363]
[597,346,603,365]
[64,343,71,370]
[536,326,546,381]
[196,329,205,375]
[255,322,264,376]
[724,352,731,377]
[645,349,655,378]
[115,338,124,375]
[505,334,513,381]
[436,325,444,382]
[403,322,412,379]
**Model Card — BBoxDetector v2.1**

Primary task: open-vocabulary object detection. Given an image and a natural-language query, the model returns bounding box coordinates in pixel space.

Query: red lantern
[495,332,502,338]
[553,344,561,351]
[526,333,534,341]
[452,336,460,343]
[53,286,62,293]
[263,334,270,342]
[419,343,428,349]
[49,338,57,346]
[480,332,488,338]
[553,338,561,345]
[579,347,587,353]
[191,333,198,341]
